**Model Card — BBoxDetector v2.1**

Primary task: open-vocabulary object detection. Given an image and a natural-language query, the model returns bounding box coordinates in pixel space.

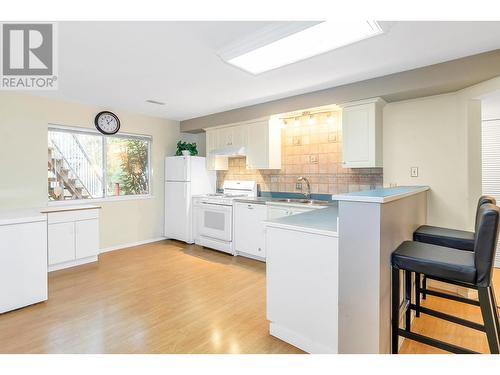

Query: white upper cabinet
[206,129,228,170]
[341,97,385,168]
[246,118,281,169]
[204,117,281,170]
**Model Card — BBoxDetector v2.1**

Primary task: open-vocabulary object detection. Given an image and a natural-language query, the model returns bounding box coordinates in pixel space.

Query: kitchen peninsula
[265,186,429,354]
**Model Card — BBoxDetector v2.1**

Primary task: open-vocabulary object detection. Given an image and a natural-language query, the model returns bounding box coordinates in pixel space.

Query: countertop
[331,186,430,203]
[264,204,339,237]
[0,209,47,226]
[40,204,101,213]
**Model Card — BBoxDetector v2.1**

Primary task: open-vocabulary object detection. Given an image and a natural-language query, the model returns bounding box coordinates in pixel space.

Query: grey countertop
[264,204,339,237]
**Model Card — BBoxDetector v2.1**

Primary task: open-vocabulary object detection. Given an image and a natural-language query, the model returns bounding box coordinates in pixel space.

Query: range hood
[209,146,247,157]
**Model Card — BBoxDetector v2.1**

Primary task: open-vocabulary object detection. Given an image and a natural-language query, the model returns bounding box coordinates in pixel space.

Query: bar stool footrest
[409,304,485,332]
[420,288,480,306]
[398,329,478,354]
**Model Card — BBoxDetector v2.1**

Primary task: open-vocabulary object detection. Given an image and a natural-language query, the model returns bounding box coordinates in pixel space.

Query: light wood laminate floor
[1,239,499,354]
[400,269,500,354]
[0,240,302,354]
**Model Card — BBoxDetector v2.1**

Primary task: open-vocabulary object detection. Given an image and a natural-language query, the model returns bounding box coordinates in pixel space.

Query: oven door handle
[199,201,232,210]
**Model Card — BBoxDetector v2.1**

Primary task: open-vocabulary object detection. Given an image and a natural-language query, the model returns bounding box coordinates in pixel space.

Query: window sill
[47,195,155,206]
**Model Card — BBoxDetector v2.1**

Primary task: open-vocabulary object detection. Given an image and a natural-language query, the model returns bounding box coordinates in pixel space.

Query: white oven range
[193,180,257,254]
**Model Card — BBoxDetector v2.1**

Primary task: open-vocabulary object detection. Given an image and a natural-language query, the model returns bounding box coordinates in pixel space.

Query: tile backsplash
[217,112,383,195]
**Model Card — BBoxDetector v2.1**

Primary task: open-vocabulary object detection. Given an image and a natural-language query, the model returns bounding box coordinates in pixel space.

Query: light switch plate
[411,167,418,177]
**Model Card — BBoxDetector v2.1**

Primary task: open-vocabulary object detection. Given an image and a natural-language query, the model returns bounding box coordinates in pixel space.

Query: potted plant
[175,141,198,156]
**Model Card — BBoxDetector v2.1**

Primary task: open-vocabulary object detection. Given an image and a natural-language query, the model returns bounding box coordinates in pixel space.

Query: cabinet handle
[247,205,254,209]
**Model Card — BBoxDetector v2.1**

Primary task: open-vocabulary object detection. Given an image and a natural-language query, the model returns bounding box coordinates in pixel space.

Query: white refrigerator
[165,156,216,243]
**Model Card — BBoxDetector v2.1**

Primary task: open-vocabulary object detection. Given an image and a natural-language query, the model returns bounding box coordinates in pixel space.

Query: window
[48,126,151,201]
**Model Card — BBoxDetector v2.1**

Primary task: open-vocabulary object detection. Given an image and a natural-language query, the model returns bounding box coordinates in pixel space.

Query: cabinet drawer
[48,209,99,224]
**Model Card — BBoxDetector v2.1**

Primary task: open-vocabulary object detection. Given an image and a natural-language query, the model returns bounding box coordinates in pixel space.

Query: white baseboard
[99,237,167,254]
[269,322,337,354]
[48,255,98,272]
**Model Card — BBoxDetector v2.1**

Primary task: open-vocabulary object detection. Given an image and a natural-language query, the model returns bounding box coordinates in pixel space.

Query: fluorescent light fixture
[225,21,383,74]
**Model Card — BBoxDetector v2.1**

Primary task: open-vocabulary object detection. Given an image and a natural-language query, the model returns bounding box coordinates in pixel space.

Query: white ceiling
[38,21,500,121]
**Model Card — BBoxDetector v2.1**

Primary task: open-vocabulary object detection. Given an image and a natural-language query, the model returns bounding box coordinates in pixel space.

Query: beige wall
[383,93,469,229]
[0,92,180,249]
[383,76,500,231]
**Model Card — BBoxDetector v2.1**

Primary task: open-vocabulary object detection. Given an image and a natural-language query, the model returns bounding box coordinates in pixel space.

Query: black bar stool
[391,203,500,354]
[414,195,496,300]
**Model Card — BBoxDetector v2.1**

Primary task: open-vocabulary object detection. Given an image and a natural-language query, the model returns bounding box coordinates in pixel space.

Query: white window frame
[48,124,153,205]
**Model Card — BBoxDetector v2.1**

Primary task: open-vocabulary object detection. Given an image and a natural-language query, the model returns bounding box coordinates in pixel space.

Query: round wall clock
[94,111,120,135]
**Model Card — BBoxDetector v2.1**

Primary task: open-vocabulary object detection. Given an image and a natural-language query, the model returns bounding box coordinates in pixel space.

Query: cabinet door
[246,121,269,169]
[76,219,99,259]
[342,105,371,167]
[48,222,75,265]
[234,203,267,258]
[206,130,228,171]
[217,127,234,148]
[232,125,248,149]
[0,221,47,313]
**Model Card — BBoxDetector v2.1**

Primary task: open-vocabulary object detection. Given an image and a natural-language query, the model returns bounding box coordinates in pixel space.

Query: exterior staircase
[48,132,103,201]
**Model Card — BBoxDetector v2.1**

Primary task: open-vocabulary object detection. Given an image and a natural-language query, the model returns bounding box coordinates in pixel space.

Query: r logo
[2,23,53,76]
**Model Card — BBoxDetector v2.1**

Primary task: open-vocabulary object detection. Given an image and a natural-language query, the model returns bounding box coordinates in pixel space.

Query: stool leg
[415,272,421,318]
[405,270,412,331]
[488,286,500,344]
[392,266,400,354]
[422,275,427,300]
[478,286,500,354]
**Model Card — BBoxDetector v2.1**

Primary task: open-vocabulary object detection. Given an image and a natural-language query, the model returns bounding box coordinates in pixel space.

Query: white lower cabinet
[76,219,100,259]
[48,222,75,265]
[234,202,326,261]
[234,202,267,260]
[47,208,100,271]
[0,216,48,313]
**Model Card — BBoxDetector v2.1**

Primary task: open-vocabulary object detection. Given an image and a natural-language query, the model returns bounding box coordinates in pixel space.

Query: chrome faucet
[297,176,311,199]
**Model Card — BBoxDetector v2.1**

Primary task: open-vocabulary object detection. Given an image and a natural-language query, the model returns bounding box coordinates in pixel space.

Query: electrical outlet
[309,154,318,164]
[292,136,301,146]
[296,182,302,190]
[411,167,418,177]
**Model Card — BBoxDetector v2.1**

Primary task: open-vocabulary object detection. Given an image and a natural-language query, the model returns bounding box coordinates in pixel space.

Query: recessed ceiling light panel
[222,21,384,74]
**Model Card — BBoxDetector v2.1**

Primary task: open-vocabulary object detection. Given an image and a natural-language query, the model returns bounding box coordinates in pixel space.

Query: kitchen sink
[273,198,329,205]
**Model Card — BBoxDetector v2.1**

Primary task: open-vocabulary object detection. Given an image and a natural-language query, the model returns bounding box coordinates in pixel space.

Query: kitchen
[2,19,500,364]
[165,97,427,353]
